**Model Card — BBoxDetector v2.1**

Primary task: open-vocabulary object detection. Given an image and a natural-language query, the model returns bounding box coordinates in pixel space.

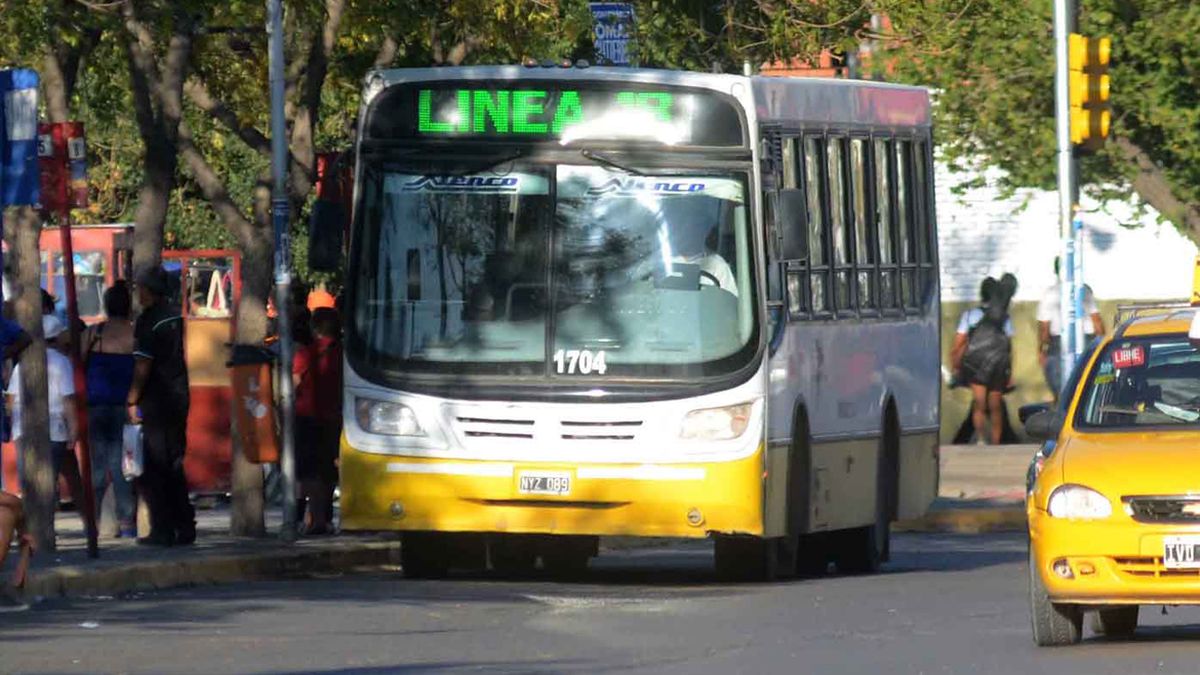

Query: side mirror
[308,200,345,273]
[777,189,809,261]
[1024,410,1064,442]
[1018,402,1051,424]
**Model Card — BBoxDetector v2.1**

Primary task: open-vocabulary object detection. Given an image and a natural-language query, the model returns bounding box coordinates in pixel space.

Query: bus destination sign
[366,82,744,147]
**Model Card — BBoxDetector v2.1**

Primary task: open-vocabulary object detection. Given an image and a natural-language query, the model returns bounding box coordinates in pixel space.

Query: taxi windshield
[1077,336,1200,428]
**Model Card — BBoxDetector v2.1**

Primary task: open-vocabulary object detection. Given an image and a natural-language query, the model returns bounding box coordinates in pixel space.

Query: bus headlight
[355,398,424,436]
[1047,484,1112,519]
[680,402,752,441]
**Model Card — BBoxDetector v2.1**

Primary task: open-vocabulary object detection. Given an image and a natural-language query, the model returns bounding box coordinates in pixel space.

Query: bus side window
[849,137,875,312]
[803,136,828,315]
[826,137,853,314]
[914,139,935,303]
[873,138,898,310]
[895,139,918,310]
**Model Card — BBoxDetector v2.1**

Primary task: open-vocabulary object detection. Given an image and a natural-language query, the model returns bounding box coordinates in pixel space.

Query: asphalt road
[5,532,1200,674]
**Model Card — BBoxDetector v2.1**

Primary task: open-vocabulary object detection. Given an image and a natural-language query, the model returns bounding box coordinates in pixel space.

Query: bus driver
[658,196,737,296]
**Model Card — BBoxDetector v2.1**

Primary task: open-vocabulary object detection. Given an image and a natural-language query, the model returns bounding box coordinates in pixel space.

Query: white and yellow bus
[322,65,941,579]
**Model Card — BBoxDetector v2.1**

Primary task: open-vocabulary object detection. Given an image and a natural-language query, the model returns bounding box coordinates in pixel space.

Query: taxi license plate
[518,472,571,496]
[1163,536,1200,569]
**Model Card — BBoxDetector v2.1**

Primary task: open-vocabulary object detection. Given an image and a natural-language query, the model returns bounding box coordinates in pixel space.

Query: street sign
[0,69,40,207]
[589,3,636,66]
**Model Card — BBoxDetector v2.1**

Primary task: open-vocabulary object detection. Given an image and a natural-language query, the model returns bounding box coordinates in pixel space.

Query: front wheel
[1028,549,1083,646]
[1091,606,1138,639]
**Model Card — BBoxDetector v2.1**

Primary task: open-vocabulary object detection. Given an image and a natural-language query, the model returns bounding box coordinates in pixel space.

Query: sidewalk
[2,444,1031,602]
[895,444,1031,534]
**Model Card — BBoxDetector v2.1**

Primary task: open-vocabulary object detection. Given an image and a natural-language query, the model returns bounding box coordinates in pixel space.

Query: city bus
[321,65,941,579]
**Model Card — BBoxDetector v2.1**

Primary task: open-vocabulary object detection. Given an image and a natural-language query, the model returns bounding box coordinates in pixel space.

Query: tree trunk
[5,207,55,552]
[1112,137,1200,241]
[130,136,175,278]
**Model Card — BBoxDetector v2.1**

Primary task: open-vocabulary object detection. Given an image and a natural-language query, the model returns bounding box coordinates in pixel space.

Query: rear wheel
[1091,606,1139,639]
[714,535,780,582]
[1028,549,1083,646]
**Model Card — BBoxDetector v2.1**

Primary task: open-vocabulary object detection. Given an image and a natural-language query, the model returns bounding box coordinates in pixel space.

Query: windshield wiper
[579,149,643,176]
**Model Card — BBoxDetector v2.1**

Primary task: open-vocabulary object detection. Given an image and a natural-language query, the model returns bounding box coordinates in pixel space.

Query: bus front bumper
[339,441,765,538]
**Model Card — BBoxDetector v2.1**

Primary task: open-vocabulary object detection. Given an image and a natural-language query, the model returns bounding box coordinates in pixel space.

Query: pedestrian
[0,490,34,611]
[294,307,342,535]
[125,267,195,547]
[0,312,31,493]
[82,282,138,538]
[950,275,1017,445]
[5,315,91,534]
[1037,258,1105,400]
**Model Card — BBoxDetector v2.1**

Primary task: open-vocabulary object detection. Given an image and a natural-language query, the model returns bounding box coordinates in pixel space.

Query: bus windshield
[349,162,757,382]
[1077,337,1200,428]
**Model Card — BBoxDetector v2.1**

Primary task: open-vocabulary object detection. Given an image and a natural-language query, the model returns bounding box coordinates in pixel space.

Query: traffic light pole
[1053,0,1081,392]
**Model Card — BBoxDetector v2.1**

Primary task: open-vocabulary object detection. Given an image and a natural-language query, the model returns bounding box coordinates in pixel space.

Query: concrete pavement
[1,444,1030,603]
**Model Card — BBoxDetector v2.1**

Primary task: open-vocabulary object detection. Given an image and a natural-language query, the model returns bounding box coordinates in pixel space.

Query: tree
[878,1,1200,240]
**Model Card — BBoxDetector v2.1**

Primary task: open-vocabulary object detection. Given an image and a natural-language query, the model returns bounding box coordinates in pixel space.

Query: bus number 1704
[553,349,608,375]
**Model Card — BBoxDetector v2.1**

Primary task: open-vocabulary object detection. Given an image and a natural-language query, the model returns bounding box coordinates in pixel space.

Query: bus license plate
[518,472,571,496]
[1163,536,1200,569]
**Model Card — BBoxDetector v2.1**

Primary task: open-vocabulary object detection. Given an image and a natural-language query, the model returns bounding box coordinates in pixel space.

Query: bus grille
[1124,497,1200,524]
[448,409,644,448]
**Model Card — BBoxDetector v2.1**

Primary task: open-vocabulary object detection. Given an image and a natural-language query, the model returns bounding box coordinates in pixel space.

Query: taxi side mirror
[1018,402,1051,424]
[1024,410,1064,442]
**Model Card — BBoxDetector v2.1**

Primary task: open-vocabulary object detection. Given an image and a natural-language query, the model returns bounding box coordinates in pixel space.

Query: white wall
[935,163,1196,304]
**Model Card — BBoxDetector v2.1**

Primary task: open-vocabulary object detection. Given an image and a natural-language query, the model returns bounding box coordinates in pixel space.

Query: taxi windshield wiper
[579,149,643,176]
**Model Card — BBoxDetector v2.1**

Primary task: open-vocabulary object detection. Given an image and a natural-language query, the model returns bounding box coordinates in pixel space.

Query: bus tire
[1029,548,1083,646]
[401,532,451,579]
[714,535,779,582]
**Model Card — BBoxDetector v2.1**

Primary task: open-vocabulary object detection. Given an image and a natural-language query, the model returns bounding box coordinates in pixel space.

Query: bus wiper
[580,150,643,176]
[442,150,525,176]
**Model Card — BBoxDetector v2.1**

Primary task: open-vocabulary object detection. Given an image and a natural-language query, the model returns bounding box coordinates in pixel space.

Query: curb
[22,540,402,601]
[895,507,1027,534]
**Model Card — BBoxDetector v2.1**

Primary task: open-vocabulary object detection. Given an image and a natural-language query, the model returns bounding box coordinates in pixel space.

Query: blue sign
[589,3,636,66]
[0,69,40,207]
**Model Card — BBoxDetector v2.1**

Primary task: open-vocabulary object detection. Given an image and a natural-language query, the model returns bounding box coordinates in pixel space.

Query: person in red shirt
[293,307,342,535]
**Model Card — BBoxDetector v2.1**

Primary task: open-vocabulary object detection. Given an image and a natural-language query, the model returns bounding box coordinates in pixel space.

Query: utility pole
[267,0,297,542]
[1053,0,1079,390]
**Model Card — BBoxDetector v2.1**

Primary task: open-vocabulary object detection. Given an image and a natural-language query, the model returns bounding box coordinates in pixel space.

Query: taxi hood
[1060,431,1200,497]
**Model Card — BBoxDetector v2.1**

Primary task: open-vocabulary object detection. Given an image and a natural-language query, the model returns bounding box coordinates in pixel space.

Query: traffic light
[1068,34,1111,148]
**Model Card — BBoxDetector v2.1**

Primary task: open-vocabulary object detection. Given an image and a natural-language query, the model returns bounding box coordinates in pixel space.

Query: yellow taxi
[1025,304,1200,646]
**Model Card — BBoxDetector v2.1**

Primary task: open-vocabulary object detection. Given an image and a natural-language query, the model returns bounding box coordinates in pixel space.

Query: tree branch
[184,78,271,154]
[288,0,347,201]
[1113,136,1200,237]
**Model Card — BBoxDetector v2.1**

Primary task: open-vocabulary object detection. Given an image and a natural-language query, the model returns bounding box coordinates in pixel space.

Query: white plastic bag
[122,423,144,480]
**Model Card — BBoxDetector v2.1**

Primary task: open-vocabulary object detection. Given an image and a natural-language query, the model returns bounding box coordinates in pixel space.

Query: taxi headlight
[680,402,752,441]
[1047,484,1112,519]
[355,398,424,436]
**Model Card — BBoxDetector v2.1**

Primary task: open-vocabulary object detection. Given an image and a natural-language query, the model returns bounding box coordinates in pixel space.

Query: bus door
[163,250,241,494]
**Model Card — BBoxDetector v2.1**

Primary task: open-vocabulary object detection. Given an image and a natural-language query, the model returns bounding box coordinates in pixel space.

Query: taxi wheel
[1091,606,1139,639]
[1028,550,1082,646]
[400,532,451,579]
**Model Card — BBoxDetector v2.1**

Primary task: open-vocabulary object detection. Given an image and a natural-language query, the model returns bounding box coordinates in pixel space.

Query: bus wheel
[489,535,537,578]
[541,536,598,579]
[400,532,451,579]
[714,535,779,582]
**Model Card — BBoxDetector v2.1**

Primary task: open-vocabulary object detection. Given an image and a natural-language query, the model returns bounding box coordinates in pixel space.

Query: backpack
[961,274,1017,381]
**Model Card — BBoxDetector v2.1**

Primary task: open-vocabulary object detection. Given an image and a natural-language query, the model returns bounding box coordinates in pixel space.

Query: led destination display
[365,82,745,147]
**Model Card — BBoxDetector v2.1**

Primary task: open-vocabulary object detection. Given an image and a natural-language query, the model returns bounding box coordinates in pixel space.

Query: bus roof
[366,66,931,130]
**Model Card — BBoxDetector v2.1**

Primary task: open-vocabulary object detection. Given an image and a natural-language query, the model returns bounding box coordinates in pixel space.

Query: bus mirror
[308,200,344,272]
[777,189,808,261]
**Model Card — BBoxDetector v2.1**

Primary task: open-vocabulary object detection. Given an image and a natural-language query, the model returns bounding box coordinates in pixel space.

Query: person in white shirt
[1036,258,1105,398]
[660,196,738,296]
[5,315,88,534]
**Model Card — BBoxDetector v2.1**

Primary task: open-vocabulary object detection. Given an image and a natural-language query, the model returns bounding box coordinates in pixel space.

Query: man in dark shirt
[126,267,194,546]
